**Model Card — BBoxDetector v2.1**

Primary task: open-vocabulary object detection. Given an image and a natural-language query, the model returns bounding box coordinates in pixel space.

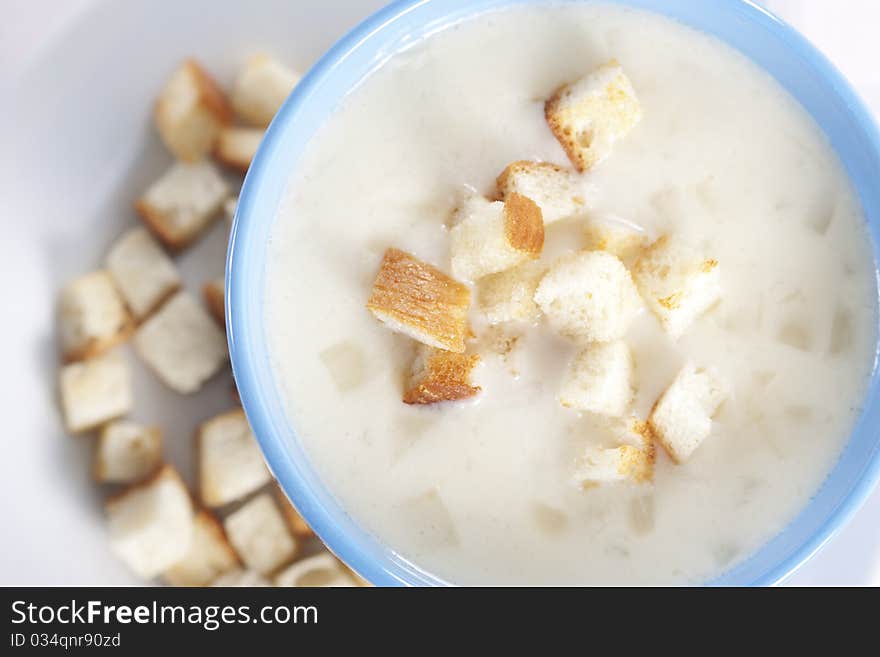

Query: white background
[0,0,878,586]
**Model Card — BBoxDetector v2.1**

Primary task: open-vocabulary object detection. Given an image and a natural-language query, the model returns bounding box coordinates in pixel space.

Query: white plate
[0,0,878,585]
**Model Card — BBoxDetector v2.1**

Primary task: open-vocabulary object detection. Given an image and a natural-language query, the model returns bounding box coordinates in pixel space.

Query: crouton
[649,363,729,463]
[198,409,271,508]
[534,251,642,342]
[450,193,544,282]
[274,553,356,588]
[155,59,232,162]
[106,465,194,578]
[215,127,264,172]
[136,161,230,250]
[223,493,297,575]
[496,161,587,224]
[211,568,270,587]
[133,292,228,394]
[59,350,132,434]
[93,420,162,484]
[106,228,181,320]
[582,215,647,262]
[403,344,481,405]
[367,248,471,353]
[560,340,633,417]
[275,491,315,538]
[575,443,654,487]
[163,510,240,586]
[203,278,225,328]
[478,261,546,324]
[58,271,132,362]
[633,236,722,339]
[231,54,301,127]
[546,60,641,172]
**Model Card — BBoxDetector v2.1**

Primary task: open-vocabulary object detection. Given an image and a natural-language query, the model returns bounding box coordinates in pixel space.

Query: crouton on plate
[106,465,194,578]
[223,493,298,575]
[198,409,271,508]
[403,344,481,405]
[633,236,722,339]
[496,160,587,224]
[560,340,633,417]
[450,193,544,282]
[136,161,230,250]
[155,59,232,162]
[478,261,546,324]
[367,248,471,353]
[545,60,642,172]
[163,510,240,586]
[202,278,225,327]
[231,54,301,127]
[534,251,642,342]
[106,228,181,320]
[93,420,162,484]
[211,568,270,587]
[215,126,264,172]
[58,271,132,362]
[276,490,315,538]
[274,553,356,588]
[133,292,228,394]
[649,363,729,463]
[582,214,647,262]
[59,350,132,434]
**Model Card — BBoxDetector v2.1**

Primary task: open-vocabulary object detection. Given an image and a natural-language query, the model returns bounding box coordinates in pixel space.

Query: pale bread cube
[136,161,230,250]
[58,271,132,362]
[496,161,587,224]
[93,420,162,484]
[198,409,271,508]
[403,344,481,405]
[59,350,132,434]
[367,248,471,353]
[223,493,297,575]
[633,236,721,339]
[133,292,228,394]
[450,193,544,282]
[276,490,315,538]
[163,510,240,586]
[274,553,355,588]
[478,261,546,324]
[155,59,232,162]
[232,54,300,127]
[582,215,647,262]
[560,341,633,417]
[575,443,654,487]
[106,465,194,578]
[211,568,270,587]
[202,278,225,328]
[545,60,642,172]
[215,127,264,172]
[106,228,181,320]
[534,251,642,342]
[649,363,729,463]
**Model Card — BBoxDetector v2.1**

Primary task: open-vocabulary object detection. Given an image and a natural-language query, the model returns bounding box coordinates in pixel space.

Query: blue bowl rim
[227,0,880,586]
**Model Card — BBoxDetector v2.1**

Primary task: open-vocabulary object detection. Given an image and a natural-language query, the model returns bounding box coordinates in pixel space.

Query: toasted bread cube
[136,161,230,250]
[403,344,481,405]
[276,491,315,538]
[215,127,264,172]
[106,465,194,578]
[575,443,654,487]
[633,236,722,339]
[163,510,240,586]
[546,60,641,172]
[497,161,587,224]
[534,251,642,342]
[133,292,228,394]
[203,278,225,328]
[478,261,546,324]
[367,248,471,353]
[59,350,132,434]
[450,193,544,282]
[94,421,162,483]
[583,215,647,262]
[231,54,300,127]
[560,341,633,416]
[274,553,356,588]
[198,409,271,508]
[106,228,181,320]
[649,364,729,463]
[211,568,270,587]
[223,493,298,575]
[59,271,132,362]
[155,59,232,162]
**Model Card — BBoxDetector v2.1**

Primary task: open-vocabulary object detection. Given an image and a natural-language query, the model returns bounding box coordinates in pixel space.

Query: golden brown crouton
[202,278,225,328]
[403,344,481,405]
[497,161,586,224]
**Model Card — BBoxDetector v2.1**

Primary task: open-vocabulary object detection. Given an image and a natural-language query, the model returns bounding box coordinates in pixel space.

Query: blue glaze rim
[227,0,880,586]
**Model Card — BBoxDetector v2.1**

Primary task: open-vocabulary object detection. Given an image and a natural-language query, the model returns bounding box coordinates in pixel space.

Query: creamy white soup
[266,2,878,585]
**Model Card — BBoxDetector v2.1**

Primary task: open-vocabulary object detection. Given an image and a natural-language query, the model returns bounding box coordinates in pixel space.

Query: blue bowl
[227,0,880,586]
